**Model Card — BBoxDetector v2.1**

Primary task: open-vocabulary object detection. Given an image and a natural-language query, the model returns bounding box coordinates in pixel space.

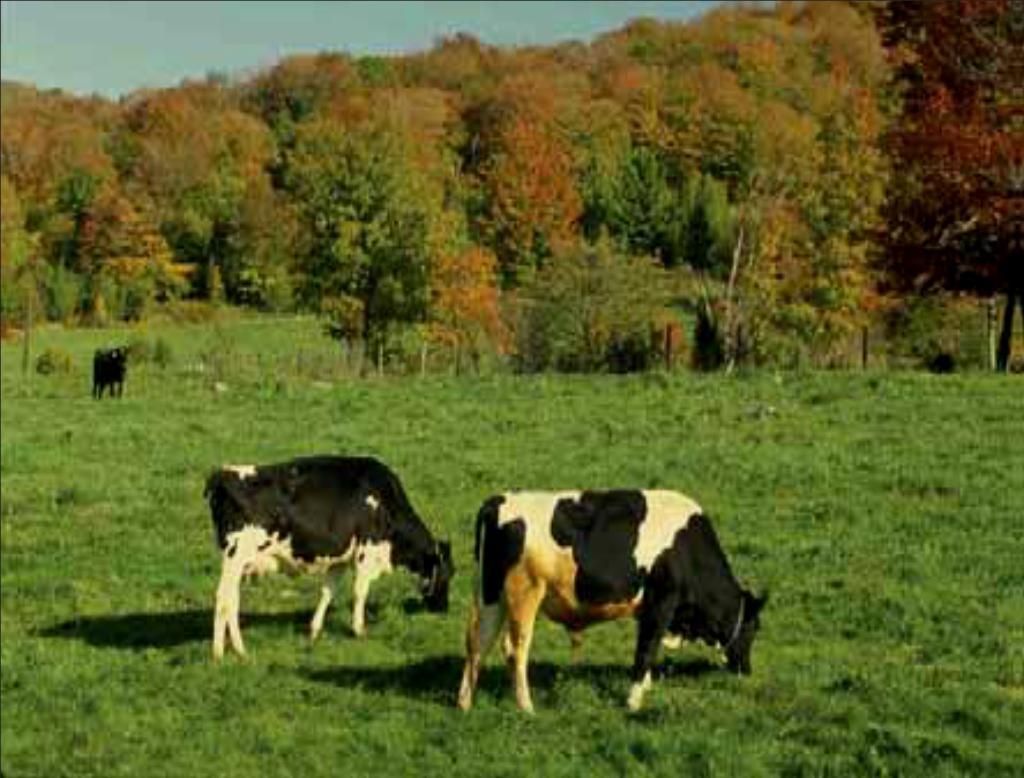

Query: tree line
[1,1,1019,371]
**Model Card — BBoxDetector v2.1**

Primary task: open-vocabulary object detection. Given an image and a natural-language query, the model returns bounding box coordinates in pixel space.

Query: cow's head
[420,540,454,612]
[725,589,768,675]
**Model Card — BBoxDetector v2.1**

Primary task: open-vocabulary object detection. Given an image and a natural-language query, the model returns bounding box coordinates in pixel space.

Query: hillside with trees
[2,1,1018,371]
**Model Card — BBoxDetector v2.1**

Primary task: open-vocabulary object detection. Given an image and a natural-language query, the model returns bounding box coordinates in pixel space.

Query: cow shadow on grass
[38,609,312,650]
[303,655,719,708]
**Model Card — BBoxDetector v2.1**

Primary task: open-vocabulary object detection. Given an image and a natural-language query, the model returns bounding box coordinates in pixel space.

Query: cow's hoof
[516,700,535,715]
[627,675,651,712]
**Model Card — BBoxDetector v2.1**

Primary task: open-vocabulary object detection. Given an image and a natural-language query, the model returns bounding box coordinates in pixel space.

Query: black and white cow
[204,455,454,660]
[92,347,127,399]
[457,490,766,712]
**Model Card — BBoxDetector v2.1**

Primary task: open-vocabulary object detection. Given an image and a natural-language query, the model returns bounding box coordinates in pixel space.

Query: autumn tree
[877,0,1024,370]
[119,87,276,300]
[243,53,362,145]
[284,119,436,349]
[1,175,30,326]
[428,245,506,369]
[461,70,584,286]
[581,143,687,266]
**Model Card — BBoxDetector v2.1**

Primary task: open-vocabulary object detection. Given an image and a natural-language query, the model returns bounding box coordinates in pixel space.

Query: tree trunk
[723,226,744,375]
[21,277,32,376]
[987,298,997,371]
[996,291,1017,372]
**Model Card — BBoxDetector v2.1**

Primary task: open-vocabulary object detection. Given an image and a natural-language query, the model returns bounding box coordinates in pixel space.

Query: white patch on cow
[495,492,581,586]
[222,525,285,577]
[292,540,356,577]
[627,671,653,711]
[224,464,257,480]
[365,494,380,511]
[214,524,277,660]
[633,490,702,570]
[351,540,393,637]
[498,491,581,528]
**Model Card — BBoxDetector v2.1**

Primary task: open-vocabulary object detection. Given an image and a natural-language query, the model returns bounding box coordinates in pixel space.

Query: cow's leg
[213,528,277,660]
[310,568,342,642]
[457,598,506,710]
[628,589,679,711]
[213,546,247,660]
[505,572,546,713]
[351,544,391,638]
[500,627,513,666]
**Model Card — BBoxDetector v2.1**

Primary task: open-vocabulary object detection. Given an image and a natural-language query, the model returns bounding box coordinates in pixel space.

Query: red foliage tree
[877,0,1024,369]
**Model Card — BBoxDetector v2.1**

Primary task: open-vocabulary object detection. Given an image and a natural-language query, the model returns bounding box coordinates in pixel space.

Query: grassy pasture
[2,315,1023,777]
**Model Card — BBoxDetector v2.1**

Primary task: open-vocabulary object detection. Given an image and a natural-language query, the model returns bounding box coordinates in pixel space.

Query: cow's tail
[204,468,249,550]
[473,496,504,600]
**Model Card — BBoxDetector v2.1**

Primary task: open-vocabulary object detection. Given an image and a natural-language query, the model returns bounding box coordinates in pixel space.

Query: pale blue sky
[1,1,723,99]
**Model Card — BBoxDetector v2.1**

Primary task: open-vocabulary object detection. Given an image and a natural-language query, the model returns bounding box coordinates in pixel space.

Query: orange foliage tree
[428,245,507,365]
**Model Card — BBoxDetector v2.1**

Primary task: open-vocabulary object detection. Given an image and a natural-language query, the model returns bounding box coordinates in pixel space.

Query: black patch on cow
[257,540,271,551]
[226,543,237,558]
[474,495,525,606]
[656,513,744,648]
[208,457,414,563]
[551,490,647,605]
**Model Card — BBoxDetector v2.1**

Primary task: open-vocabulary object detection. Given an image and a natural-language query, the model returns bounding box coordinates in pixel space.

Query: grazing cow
[204,455,454,660]
[457,490,767,712]
[92,347,127,399]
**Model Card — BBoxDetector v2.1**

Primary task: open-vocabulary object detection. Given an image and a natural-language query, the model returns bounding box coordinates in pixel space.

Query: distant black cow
[204,456,454,660]
[457,490,767,712]
[92,347,127,398]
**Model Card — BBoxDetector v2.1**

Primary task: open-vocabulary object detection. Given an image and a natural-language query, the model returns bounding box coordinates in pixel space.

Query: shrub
[511,237,671,373]
[153,337,173,369]
[692,301,725,371]
[126,337,153,364]
[322,295,365,341]
[883,294,987,370]
[35,347,73,375]
[158,300,221,324]
[120,273,156,321]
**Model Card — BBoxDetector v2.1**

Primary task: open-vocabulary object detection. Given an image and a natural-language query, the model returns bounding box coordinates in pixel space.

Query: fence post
[664,324,672,371]
[861,326,869,370]
[420,342,427,378]
[377,341,384,377]
[987,297,997,371]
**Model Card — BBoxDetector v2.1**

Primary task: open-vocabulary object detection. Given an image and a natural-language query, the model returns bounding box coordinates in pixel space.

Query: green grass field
[2,315,1023,777]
